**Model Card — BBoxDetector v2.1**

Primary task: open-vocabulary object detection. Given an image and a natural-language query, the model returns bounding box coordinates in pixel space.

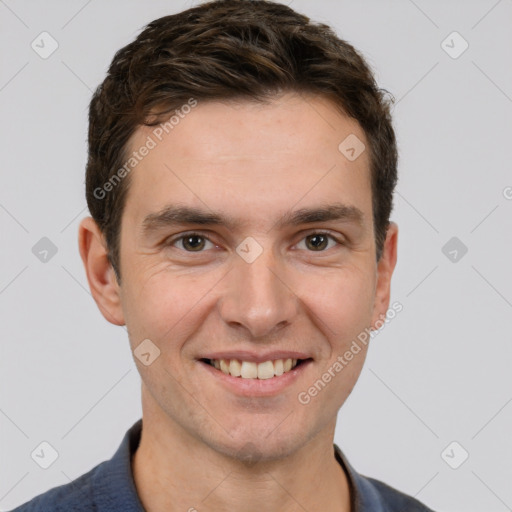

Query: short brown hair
[86,0,398,281]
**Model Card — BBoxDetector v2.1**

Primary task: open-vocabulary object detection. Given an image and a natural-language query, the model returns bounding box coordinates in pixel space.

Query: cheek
[301,266,376,340]
[121,266,223,347]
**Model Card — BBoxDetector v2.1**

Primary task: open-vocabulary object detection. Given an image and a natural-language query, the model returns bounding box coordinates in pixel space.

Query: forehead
[122,92,372,231]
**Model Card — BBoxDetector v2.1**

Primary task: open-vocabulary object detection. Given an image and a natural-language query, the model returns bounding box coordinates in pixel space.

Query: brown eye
[181,234,206,251]
[169,233,215,252]
[305,234,329,251]
[297,232,341,252]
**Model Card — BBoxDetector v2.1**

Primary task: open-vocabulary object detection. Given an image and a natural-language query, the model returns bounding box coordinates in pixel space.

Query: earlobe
[78,217,125,326]
[370,222,398,329]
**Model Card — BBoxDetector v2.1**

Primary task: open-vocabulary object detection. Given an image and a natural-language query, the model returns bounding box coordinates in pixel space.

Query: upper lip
[199,350,312,364]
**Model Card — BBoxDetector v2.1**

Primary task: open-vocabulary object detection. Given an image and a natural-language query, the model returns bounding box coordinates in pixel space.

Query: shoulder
[10,420,144,512]
[358,474,436,511]
[334,444,436,512]
[8,462,104,512]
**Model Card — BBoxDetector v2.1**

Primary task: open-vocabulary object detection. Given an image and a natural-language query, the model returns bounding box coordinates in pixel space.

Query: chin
[204,421,313,464]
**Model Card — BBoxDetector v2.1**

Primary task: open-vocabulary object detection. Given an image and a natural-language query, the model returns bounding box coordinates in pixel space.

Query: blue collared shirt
[11,419,435,511]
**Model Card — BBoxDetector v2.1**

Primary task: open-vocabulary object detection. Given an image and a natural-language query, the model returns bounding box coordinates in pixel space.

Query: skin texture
[79,92,398,512]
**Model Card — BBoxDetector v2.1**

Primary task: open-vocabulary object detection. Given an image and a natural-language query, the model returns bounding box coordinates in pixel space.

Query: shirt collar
[91,418,145,511]
[334,443,386,511]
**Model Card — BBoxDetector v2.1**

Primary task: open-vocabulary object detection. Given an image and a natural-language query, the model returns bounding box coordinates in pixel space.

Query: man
[12,0,435,510]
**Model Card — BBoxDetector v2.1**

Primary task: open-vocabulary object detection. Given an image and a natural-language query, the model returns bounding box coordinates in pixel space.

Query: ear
[78,217,125,326]
[370,221,398,329]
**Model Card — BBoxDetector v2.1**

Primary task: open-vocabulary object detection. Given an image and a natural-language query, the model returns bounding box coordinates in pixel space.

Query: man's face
[107,92,396,460]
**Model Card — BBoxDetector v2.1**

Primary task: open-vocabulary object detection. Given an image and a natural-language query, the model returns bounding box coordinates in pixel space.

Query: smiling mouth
[201,358,311,379]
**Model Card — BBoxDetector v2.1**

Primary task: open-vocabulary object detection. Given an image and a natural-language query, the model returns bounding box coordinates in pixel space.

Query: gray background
[1,1,511,510]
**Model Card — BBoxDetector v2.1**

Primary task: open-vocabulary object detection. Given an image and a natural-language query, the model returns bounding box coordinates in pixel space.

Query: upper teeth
[211,358,298,379]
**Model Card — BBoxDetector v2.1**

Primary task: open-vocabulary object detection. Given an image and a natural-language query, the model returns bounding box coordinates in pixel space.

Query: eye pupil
[307,234,328,251]
[183,235,205,251]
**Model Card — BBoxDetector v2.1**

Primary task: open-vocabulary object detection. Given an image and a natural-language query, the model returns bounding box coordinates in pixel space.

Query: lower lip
[199,360,312,397]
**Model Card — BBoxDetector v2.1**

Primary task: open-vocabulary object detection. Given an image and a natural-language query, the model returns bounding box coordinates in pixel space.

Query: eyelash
[167,231,344,253]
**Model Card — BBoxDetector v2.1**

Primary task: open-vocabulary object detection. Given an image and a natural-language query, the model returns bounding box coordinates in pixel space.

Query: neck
[132,393,351,512]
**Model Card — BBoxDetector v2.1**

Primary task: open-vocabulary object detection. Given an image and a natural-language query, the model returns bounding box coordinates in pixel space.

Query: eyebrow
[141,202,365,236]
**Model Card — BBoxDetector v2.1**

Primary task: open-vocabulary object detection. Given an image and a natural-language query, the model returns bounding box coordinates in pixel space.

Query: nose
[218,245,299,340]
